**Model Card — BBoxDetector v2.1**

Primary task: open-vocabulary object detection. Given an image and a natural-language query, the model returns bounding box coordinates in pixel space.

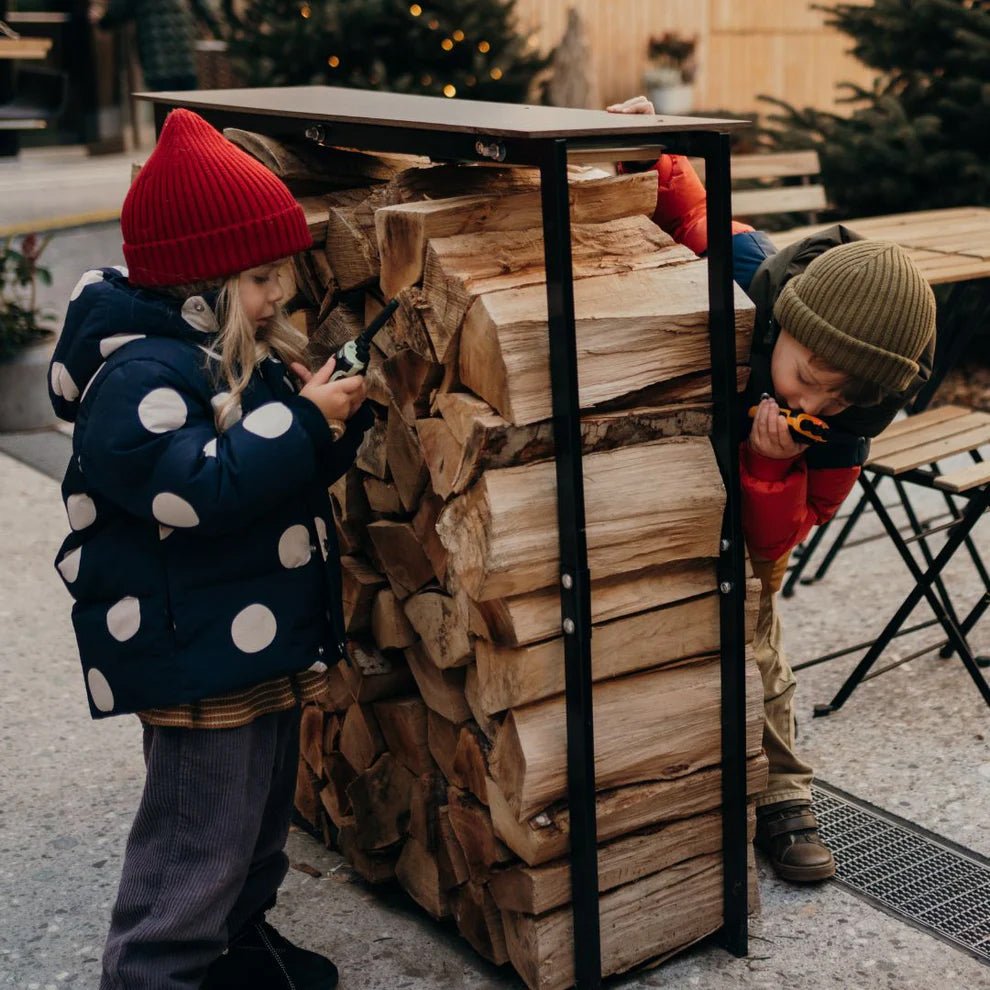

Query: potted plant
[643,32,697,115]
[0,233,57,431]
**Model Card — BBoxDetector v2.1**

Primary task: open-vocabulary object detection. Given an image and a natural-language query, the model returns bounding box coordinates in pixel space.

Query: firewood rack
[140,86,751,989]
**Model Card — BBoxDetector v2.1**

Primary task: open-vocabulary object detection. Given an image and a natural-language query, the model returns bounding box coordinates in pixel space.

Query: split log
[426,709,462,783]
[300,704,325,777]
[362,476,404,516]
[420,392,713,499]
[408,771,444,850]
[340,556,386,632]
[488,807,755,915]
[355,417,389,479]
[386,401,429,511]
[391,288,439,362]
[339,703,386,773]
[406,642,471,724]
[376,171,657,297]
[437,807,471,888]
[411,492,448,585]
[337,825,397,883]
[382,348,443,422]
[319,752,357,828]
[324,663,353,712]
[474,587,759,714]
[373,696,435,775]
[486,755,768,867]
[490,656,764,820]
[502,849,758,990]
[326,200,381,291]
[346,752,414,852]
[294,758,322,830]
[403,589,472,669]
[309,299,363,358]
[451,724,492,805]
[459,262,755,426]
[464,666,503,743]
[370,589,417,650]
[437,437,725,601]
[339,644,416,703]
[367,521,436,599]
[395,837,450,919]
[452,882,509,966]
[446,787,514,881]
[422,215,691,334]
[473,558,716,648]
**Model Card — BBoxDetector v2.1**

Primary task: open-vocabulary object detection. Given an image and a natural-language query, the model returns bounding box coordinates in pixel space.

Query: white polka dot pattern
[243,403,293,439]
[50,361,79,401]
[87,667,115,712]
[203,438,218,458]
[99,333,145,358]
[70,270,104,301]
[308,660,328,673]
[231,604,277,653]
[138,388,187,434]
[211,392,242,432]
[57,546,81,583]
[66,493,96,531]
[107,596,141,642]
[278,525,312,569]
[113,265,129,276]
[158,525,173,540]
[152,492,199,528]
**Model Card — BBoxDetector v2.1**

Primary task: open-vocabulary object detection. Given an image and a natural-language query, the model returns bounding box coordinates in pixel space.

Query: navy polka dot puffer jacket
[48,267,372,719]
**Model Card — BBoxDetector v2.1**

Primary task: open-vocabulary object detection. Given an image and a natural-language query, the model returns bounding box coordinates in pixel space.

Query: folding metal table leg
[816,474,990,715]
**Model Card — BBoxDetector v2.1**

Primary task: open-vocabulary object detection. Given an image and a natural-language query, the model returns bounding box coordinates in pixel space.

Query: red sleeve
[740,442,860,561]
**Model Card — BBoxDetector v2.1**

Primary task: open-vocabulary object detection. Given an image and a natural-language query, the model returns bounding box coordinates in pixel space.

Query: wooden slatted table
[772,207,990,286]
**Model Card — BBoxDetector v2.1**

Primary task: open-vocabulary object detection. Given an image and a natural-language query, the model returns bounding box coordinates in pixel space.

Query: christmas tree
[760,0,990,218]
[218,0,549,102]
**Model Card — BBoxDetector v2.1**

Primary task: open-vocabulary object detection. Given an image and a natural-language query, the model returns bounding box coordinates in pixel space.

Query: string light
[477,40,491,53]
[466,74,476,86]
[452,30,464,42]
[490,67,503,80]
[443,84,456,97]
[441,38,454,51]
[420,73,433,85]
[428,18,439,29]
[327,55,340,68]
[409,3,422,14]
[300,2,311,17]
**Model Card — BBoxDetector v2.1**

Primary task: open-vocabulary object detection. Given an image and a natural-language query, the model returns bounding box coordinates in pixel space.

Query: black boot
[203,918,338,990]
[755,799,836,883]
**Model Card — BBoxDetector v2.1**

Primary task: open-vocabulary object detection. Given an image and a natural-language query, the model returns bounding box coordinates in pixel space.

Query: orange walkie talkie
[747,398,829,444]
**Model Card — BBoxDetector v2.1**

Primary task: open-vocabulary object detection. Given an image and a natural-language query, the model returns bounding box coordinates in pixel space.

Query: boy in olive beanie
[610,92,936,885]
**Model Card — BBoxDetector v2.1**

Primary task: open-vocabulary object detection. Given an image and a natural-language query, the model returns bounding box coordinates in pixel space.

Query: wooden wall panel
[514,0,874,116]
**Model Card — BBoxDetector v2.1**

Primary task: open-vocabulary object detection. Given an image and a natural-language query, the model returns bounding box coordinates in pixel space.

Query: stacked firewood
[229,130,768,990]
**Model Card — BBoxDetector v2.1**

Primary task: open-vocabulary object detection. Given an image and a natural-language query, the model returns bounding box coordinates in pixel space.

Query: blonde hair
[211,273,308,430]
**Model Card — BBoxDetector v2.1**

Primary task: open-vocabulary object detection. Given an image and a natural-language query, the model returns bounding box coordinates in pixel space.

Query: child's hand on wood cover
[748,396,804,460]
[606,95,656,115]
[292,358,366,422]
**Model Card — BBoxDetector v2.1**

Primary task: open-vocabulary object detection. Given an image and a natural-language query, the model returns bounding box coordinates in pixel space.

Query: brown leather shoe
[755,799,836,883]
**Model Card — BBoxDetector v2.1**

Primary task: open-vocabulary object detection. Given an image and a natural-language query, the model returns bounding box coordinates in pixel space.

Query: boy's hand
[293,358,366,422]
[606,95,656,115]
[748,397,804,460]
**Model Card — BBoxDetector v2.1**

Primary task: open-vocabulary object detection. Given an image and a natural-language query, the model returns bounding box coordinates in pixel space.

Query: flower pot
[647,83,695,116]
[0,339,57,432]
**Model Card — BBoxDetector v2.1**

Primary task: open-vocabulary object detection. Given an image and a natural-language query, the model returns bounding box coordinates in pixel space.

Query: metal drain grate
[813,781,990,965]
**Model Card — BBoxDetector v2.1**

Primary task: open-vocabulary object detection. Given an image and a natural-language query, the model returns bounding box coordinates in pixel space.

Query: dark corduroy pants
[99,707,301,990]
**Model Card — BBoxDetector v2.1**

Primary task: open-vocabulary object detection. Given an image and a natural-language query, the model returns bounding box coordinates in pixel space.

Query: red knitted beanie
[121,108,312,287]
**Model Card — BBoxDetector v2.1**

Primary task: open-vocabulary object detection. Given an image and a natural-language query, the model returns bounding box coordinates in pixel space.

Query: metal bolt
[561,573,573,589]
[563,618,576,634]
[305,124,327,143]
[719,581,733,594]
[720,538,731,551]
[474,138,507,162]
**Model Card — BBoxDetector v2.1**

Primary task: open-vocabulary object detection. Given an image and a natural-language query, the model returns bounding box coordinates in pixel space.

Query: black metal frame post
[537,136,602,989]
[700,130,749,955]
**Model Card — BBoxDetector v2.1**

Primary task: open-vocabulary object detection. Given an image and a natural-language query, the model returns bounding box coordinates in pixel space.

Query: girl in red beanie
[49,108,367,989]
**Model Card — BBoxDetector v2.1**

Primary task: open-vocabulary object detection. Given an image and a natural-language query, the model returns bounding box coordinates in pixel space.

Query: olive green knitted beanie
[773,240,936,394]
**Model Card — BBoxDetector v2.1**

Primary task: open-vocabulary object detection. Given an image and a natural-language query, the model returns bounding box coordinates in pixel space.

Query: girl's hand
[606,95,656,115]
[292,358,366,422]
[748,397,804,460]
